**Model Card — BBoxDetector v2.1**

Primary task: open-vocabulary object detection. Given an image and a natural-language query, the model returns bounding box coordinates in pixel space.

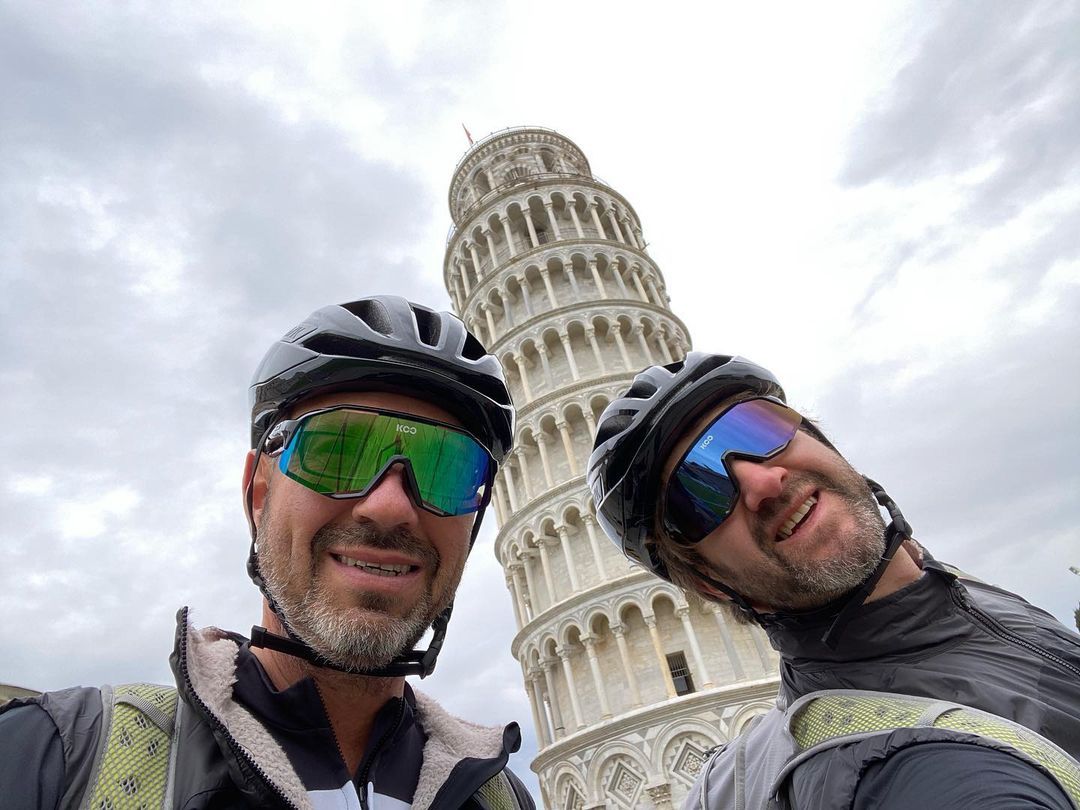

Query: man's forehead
[288,389,462,427]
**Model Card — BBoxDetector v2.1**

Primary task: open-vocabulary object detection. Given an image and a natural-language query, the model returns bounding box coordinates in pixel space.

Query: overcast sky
[2,1,1078,802]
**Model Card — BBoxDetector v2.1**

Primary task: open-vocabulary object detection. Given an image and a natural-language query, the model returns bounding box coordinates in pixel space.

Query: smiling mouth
[777,494,818,541]
[332,554,417,577]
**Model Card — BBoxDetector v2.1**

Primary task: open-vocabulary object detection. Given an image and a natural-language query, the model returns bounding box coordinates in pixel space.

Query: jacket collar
[171,608,519,810]
[758,555,971,664]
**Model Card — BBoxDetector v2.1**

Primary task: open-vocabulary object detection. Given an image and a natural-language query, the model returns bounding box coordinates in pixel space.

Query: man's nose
[730,458,786,513]
[350,464,422,530]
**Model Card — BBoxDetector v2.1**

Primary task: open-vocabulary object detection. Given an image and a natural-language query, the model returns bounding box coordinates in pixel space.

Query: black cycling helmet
[249,296,514,462]
[244,295,516,677]
[588,352,784,581]
[588,351,912,648]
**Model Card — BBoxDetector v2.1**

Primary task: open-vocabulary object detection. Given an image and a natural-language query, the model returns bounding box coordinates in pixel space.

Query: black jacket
[686,550,1080,808]
[765,557,1080,752]
[0,608,534,809]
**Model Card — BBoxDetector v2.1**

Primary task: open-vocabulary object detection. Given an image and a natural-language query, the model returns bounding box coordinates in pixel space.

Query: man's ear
[243,450,270,526]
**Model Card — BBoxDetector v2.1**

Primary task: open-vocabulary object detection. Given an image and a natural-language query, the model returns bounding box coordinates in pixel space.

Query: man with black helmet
[0,297,535,809]
[588,352,1080,809]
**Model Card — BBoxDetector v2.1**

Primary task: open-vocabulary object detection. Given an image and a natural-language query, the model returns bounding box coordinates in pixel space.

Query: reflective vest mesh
[474,771,518,810]
[81,683,523,810]
[791,692,1080,805]
[85,683,178,810]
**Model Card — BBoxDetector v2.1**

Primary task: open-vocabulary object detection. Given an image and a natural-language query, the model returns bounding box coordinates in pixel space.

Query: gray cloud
[0,0,538,797]
[841,1,1080,225]
[828,5,1079,624]
[816,273,1080,621]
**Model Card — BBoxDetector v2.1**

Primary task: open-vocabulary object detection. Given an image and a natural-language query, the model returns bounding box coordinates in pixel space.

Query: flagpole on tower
[462,123,474,145]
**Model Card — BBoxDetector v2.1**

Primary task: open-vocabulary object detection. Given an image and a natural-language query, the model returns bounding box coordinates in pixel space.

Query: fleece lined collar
[172,609,517,810]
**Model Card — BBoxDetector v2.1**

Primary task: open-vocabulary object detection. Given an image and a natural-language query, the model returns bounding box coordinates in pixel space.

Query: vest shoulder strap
[81,683,180,810]
[782,690,1080,807]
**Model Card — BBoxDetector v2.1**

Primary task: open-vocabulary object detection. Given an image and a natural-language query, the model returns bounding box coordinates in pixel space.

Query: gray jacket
[686,554,1080,809]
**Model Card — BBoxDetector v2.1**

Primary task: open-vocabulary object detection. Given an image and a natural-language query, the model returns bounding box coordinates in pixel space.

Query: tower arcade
[444,127,780,809]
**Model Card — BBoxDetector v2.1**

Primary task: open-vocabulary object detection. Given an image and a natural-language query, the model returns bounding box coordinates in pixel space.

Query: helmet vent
[593,413,633,446]
[342,299,394,336]
[461,332,487,361]
[626,378,659,399]
[302,334,378,359]
[411,305,442,347]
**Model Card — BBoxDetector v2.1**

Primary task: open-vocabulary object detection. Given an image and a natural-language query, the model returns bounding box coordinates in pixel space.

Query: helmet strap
[818,479,911,649]
[691,568,763,622]
[248,604,452,678]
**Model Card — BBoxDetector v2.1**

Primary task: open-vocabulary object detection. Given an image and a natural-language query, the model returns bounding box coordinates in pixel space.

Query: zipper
[356,694,408,810]
[950,586,1080,679]
[311,678,352,783]
[177,608,300,809]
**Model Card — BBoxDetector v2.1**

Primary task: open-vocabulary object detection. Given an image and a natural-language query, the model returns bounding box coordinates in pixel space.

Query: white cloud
[7,474,54,496]
[56,486,141,540]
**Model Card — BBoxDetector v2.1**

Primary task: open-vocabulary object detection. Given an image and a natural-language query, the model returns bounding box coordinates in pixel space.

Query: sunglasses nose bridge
[360,456,427,512]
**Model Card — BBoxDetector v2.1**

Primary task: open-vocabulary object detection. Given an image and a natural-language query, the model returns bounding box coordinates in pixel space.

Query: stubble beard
[709,465,886,613]
[258,510,462,672]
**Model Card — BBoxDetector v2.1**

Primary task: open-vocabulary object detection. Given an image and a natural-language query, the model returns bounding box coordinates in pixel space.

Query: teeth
[334,555,412,576]
[778,495,817,540]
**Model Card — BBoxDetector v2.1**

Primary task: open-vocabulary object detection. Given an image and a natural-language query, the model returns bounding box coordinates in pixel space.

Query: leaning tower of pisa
[443,127,781,810]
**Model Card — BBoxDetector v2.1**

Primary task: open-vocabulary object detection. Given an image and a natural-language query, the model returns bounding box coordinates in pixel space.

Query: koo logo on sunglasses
[396,423,418,434]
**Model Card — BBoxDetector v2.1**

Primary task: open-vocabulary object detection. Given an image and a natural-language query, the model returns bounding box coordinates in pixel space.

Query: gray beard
[709,469,887,613]
[258,519,442,672]
[751,473,885,613]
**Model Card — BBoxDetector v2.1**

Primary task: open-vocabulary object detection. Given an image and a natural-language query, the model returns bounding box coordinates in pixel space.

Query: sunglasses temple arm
[245,424,276,562]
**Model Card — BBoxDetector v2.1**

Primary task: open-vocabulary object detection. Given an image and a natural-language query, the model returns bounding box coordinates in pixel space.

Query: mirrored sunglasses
[264,406,493,516]
[662,397,802,545]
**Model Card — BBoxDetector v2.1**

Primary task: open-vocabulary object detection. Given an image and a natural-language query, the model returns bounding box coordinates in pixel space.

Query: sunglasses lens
[279,409,491,515]
[664,399,800,543]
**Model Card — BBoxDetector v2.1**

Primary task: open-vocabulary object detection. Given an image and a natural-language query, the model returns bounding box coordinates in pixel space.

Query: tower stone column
[444,127,780,809]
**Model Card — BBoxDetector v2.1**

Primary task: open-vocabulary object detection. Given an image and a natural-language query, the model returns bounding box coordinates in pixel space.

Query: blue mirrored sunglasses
[661,397,802,545]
